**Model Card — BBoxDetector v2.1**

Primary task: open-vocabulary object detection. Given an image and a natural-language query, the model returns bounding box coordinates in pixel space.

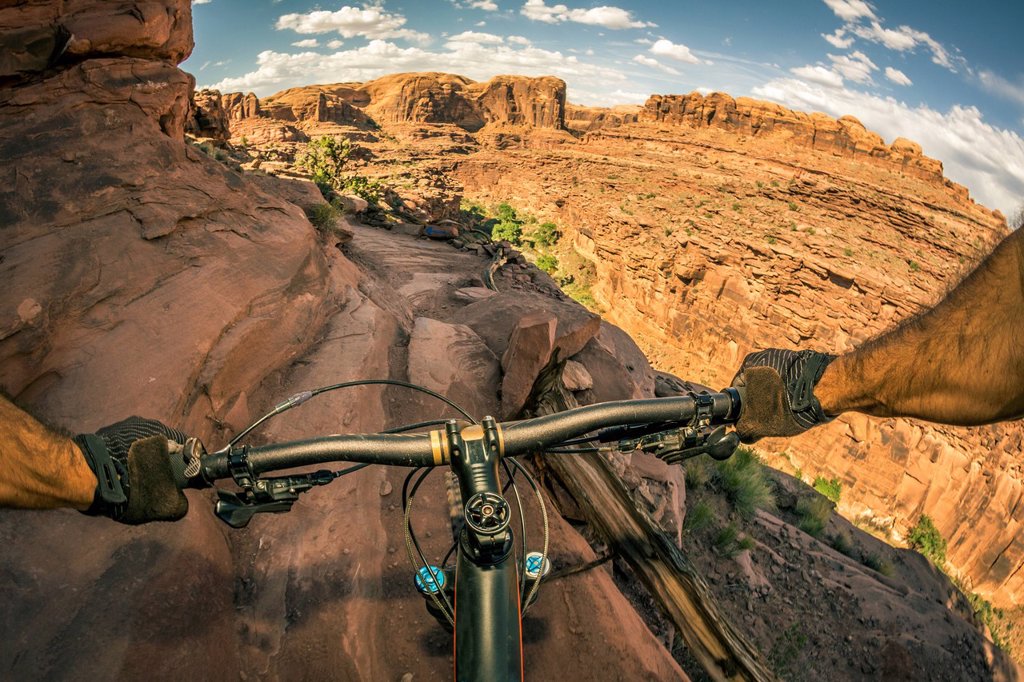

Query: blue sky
[186,1,1024,217]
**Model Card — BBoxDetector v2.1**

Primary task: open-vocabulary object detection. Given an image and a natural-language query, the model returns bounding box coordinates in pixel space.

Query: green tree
[491,220,522,245]
[908,514,947,566]
[300,136,351,194]
[531,221,560,247]
[536,254,559,274]
[813,476,842,503]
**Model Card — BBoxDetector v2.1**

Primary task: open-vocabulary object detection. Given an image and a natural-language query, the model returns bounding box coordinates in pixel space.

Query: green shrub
[788,201,799,211]
[339,175,383,203]
[684,500,714,533]
[829,531,853,556]
[300,136,351,192]
[795,496,832,537]
[531,221,560,247]
[843,247,854,257]
[863,552,894,576]
[712,447,776,519]
[813,476,842,503]
[536,254,559,274]
[684,457,711,488]
[909,260,921,272]
[306,203,342,239]
[908,514,947,566]
[732,202,742,212]
[491,220,522,244]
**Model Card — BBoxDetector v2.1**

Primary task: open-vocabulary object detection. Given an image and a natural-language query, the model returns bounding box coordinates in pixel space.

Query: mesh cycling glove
[730,349,835,443]
[73,417,190,524]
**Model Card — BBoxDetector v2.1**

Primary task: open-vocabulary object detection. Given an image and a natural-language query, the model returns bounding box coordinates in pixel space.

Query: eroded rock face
[455,108,1021,605]
[642,92,946,185]
[202,72,569,143]
[186,87,229,140]
[0,1,342,677]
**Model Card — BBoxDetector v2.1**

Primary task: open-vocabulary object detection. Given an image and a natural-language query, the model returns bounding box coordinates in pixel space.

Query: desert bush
[813,476,842,503]
[300,136,351,193]
[829,531,853,556]
[491,220,522,244]
[795,495,832,537]
[535,254,558,274]
[908,514,947,566]
[339,175,383,203]
[863,552,894,576]
[531,221,560,247]
[712,447,776,519]
[306,203,342,239]
[684,500,714,533]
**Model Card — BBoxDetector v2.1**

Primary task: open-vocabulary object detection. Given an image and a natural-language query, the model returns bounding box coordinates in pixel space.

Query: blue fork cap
[415,565,446,594]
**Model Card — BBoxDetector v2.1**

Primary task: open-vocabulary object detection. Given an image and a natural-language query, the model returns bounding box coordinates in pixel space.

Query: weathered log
[524,356,777,682]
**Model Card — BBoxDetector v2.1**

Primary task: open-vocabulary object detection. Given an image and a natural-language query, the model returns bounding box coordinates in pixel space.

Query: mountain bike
[176,379,743,681]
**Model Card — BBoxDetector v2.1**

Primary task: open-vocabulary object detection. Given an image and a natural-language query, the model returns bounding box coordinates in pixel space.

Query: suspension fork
[442,418,523,682]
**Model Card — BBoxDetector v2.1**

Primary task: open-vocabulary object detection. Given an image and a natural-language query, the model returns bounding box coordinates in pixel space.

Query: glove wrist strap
[73,434,127,515]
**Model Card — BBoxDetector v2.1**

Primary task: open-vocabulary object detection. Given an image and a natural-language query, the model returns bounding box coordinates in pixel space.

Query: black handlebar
[195,388,741,485]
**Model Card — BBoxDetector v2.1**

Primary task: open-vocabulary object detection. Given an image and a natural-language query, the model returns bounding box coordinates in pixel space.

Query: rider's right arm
[0,394,96,510]
[814,226,1024,425]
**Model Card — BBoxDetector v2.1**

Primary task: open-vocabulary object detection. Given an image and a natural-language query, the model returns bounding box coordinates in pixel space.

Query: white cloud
[822,28,854,49]
[569,87,649,106]
[885,66,911,86]
[446,31,504,45]
[978,71,1024,108]
[475,21,487,27]
[520,0,655,29]
[275,6,431,45]
[327,39,345,49]
[828,50,876,83]
[822,0,876,22]
[203,39,628,103]
[193,0,212,4]
[752,77,1024,216]
[292,38,320,48]
[790,65,844,88]
[452,0,499,9]
[649,38,699,64]
[508,35,532,46]
[632,54,681,76]
[848,22,953,71]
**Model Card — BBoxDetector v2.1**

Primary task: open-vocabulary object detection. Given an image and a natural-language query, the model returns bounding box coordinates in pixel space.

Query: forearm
[0,396,96,509]
[815,228,1024,425]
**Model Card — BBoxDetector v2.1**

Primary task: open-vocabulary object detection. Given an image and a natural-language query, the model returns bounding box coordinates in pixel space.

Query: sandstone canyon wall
[186,72,568,146]
[453,103,1022,605]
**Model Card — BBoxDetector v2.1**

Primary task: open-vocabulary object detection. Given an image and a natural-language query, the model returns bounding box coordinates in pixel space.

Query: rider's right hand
[730,349,835,443]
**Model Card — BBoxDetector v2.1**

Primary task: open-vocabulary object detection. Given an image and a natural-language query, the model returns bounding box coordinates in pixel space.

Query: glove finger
[122,435,189,524]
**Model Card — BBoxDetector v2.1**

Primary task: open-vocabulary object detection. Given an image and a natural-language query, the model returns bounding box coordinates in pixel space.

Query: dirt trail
[222,223,689,681]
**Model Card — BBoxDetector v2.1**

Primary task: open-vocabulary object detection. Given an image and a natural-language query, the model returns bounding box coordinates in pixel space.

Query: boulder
[499,312,557,418]
[407,317,501,418]
[452,290,601,363]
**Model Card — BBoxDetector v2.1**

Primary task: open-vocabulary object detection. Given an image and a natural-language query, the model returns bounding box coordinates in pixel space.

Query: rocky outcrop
[641,92,947,185]
[566,103,641,132]
[0,1,348,678]
[186,87,229,139]
[203,72,568,143]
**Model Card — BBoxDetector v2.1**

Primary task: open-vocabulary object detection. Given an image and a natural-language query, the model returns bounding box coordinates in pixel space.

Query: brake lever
[214,470,335,528]
[619,425,739,465]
